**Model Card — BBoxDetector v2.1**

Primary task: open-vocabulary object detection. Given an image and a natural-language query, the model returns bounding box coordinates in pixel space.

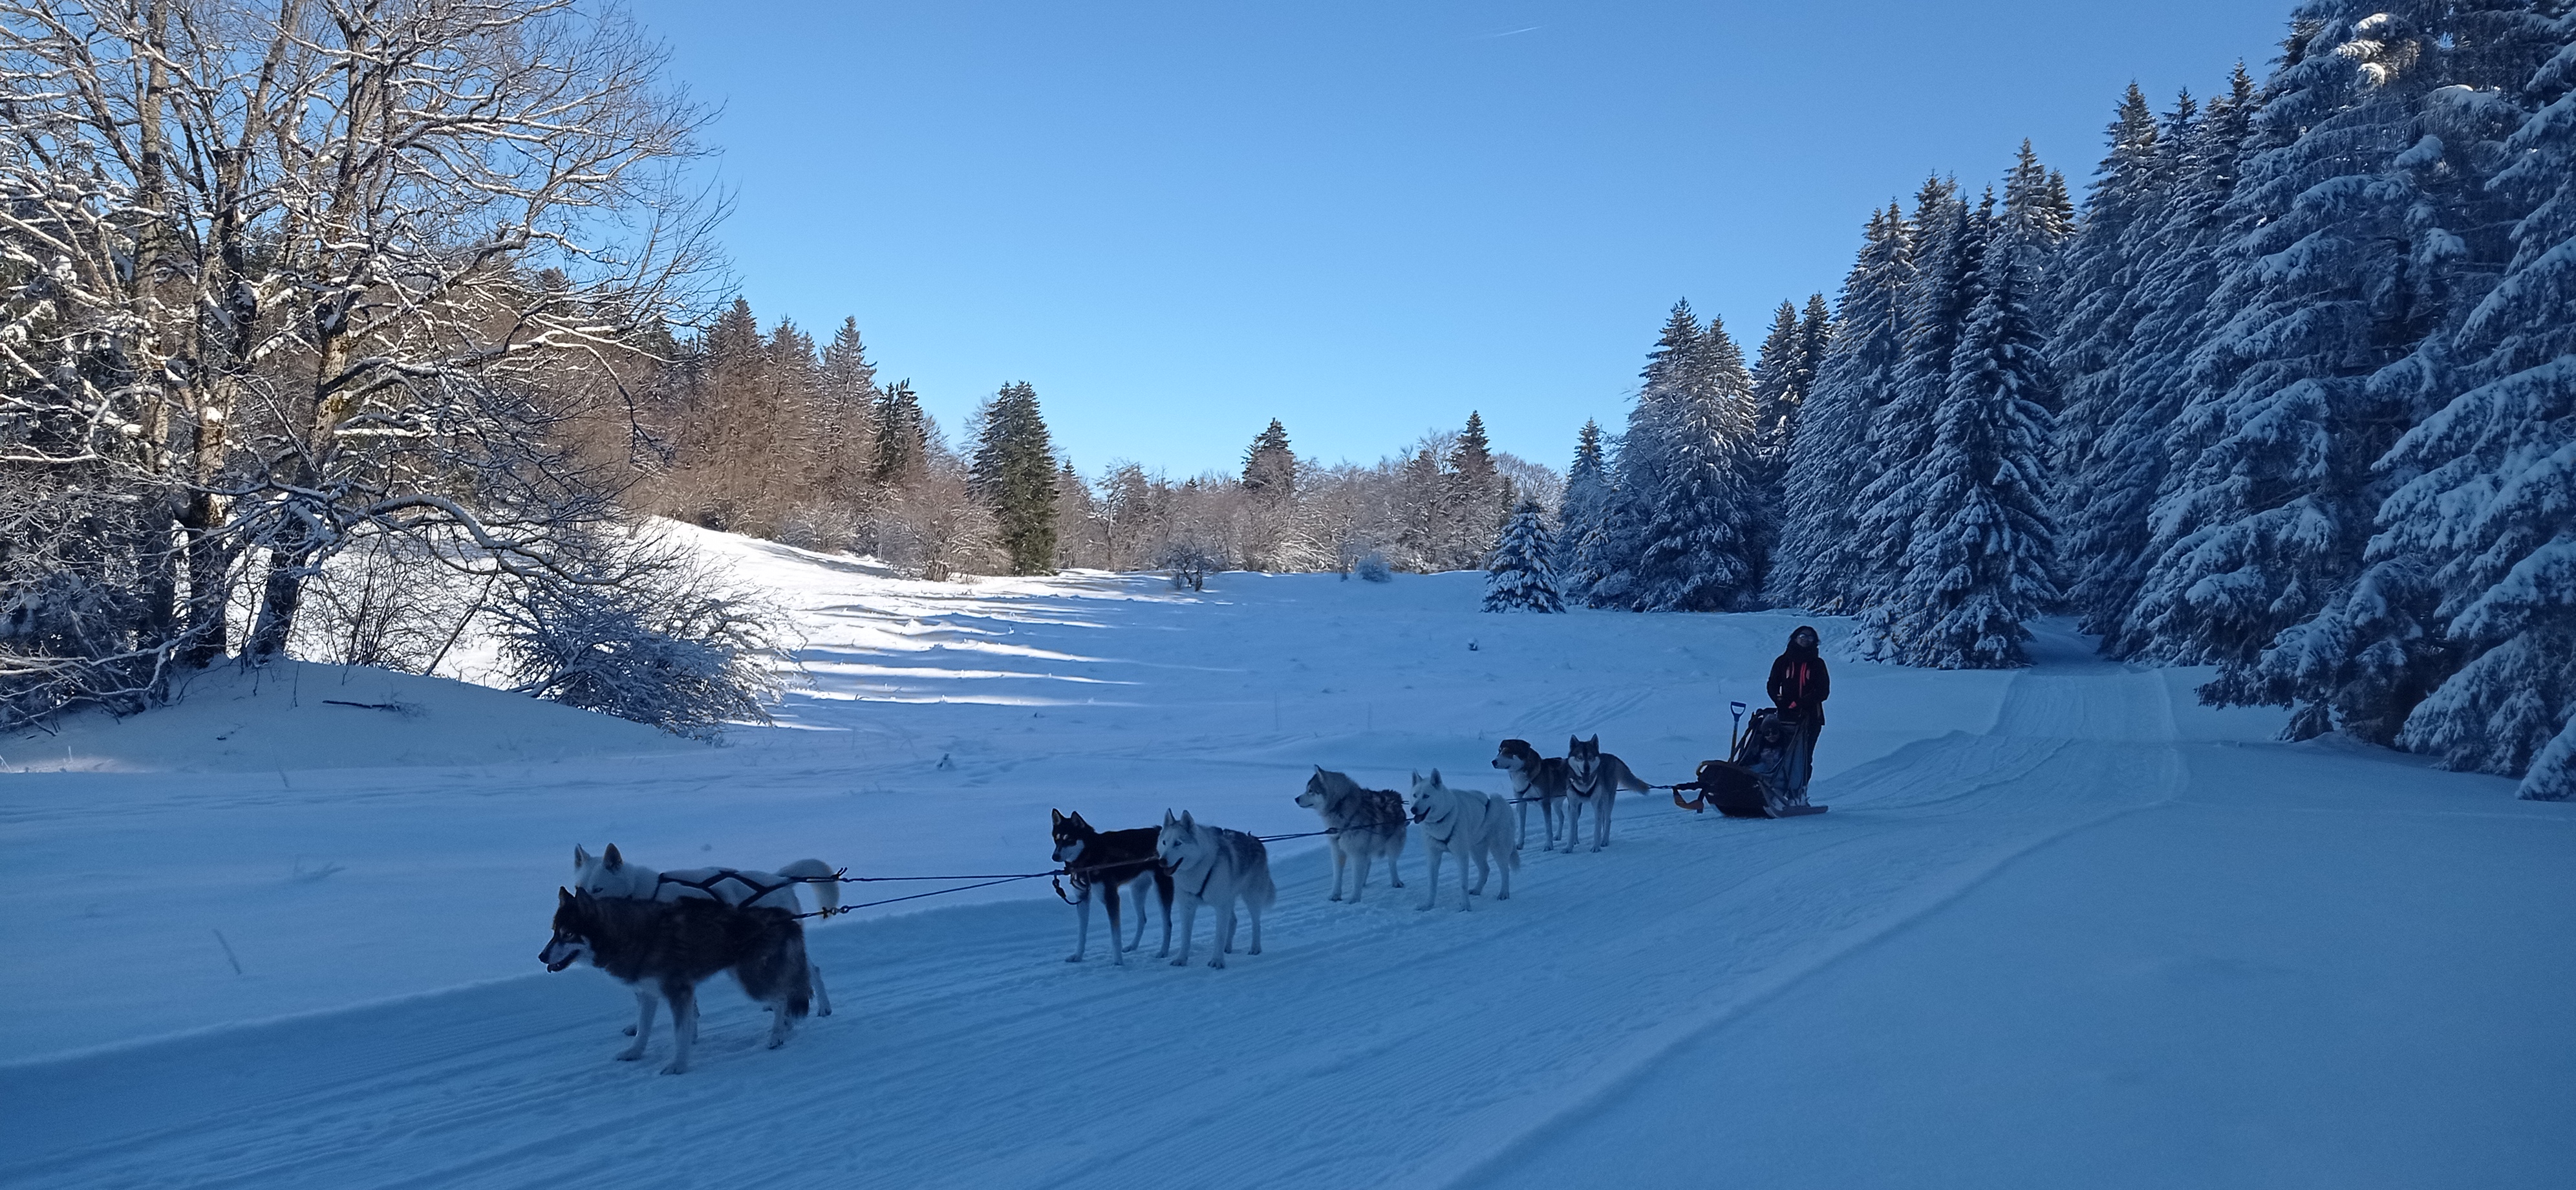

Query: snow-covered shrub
[1483,501,1562,612]
[1355,551,1393,583]
[488,539,793,740]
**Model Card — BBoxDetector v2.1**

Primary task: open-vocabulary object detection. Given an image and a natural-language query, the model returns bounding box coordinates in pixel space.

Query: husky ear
[1051,808,1064,825]
[602,843,623,871]
[1314,764,1325,774]
[557,886,574,907]
[1430,768,1443,784]
[573,844,589,869]
[1181,810,1196,829]
[1164,809,1178,827]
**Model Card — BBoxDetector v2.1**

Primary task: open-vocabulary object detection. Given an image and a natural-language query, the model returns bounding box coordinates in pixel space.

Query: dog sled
[1672,701,1827,819]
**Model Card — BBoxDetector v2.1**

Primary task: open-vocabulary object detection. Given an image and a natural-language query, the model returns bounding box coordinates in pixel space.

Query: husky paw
[1390,878,1404,888]
[1208,957,1226,969]
[660,1063,688,1076]
[1417,902,1436,912]
[621,1024,637,1037]
[1170,956,1189,967]
[1249,944,1261,955]
[615,1046,645,1062]
[1329,892,1343,902]
[1065,954,1084,963]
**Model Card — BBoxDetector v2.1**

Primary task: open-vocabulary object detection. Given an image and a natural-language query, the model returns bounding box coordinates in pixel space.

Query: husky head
[1492,739,1541,772]
[1051,809,1093,863]
[1157,810,1203,868]
[1298,766,1359,811]
[1407,770,1449,822]
[571,843,654,900]
[541,887,599,973]
[1567,735,1602,781]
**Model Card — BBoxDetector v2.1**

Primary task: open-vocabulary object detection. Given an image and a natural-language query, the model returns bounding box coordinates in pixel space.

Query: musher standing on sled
[1766,625,1829,798]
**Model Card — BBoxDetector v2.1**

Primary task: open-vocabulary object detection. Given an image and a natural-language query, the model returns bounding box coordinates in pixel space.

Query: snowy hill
[2,533,2569,1189]
[1,658,698,774]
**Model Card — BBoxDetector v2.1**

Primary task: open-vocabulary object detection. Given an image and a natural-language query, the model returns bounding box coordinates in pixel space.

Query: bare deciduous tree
[1,0,720,723]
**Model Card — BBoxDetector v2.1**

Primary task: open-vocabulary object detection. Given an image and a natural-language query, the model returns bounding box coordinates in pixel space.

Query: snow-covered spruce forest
[5,1,2575,801]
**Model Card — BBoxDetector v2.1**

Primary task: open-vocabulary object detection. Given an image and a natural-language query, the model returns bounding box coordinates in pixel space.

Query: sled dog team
[539,735,1649,1072]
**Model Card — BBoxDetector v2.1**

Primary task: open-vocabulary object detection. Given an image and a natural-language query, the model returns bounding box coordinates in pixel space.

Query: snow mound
[1,659,700,774]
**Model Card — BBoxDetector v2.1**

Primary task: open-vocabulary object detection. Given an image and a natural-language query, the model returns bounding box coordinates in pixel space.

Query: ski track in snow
[3,539,2567,1189]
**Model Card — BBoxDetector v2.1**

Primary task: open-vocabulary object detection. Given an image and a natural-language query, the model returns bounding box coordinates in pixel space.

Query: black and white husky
[1155,810,1276,968]
[540,888,817,1074]
[572,844,835,1024]
[1564,735,1650,852]
[572,843,839,914]
[1406,770,1517,911]
[1051,809,1175,965]
[1296,766,1408,902]
[1492,739,1573,852]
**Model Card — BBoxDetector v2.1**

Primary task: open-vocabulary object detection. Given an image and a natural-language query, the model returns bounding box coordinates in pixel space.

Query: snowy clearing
[3,532,2570,1189]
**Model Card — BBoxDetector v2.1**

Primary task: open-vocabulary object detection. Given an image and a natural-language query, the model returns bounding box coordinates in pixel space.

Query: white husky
[1296,766,1408,902]
[1406,770,1517,911]
[1155,810,1276,969]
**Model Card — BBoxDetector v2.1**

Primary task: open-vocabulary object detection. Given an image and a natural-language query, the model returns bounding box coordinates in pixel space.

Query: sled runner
[1671,704,1826,819]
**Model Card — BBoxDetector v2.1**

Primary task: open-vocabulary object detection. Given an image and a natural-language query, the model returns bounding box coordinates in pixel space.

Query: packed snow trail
[1472,690,2576,1188]
[3,552,2568,1189]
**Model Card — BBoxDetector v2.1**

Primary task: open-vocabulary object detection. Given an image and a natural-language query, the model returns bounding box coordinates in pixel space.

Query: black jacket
[1766,628,1829,724]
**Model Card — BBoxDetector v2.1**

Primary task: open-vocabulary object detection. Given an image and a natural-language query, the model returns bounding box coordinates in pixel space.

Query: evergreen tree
[1880,214,2062,667]
[1483,499,1564,613]
[1594,301,1708,605]
[872,381,927,488]
[1560,420,1616,603]
[1444,411,1512,567]
[1631,314,1761,611]
[1773,204,1913,611]
[2345,5,2576,799]
[969,382,1059,575]
[1850,179,1978,643]
[815,318,883,497]
[1750,300,1809,491]
[2067,67,2259,651]
[2130,3,2529,701]
[1243,419,1296,500]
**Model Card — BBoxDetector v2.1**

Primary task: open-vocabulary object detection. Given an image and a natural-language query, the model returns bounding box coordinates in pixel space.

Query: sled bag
[1693,759,1774,818]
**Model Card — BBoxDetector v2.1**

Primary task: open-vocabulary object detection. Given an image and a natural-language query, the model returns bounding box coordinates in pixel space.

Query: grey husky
[1492,739,1572,852]
[1564,735,1651,852]
[540,888,817,1075]
[1296,767,1408,902]
[1406,770,1518,911]
[1155,810,1276,968]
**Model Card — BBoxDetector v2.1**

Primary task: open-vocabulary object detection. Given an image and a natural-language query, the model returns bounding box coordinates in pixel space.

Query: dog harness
[656,869,796,905]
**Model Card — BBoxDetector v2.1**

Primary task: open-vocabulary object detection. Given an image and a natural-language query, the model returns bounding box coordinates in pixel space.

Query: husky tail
[1245,841,1278,911]
[776,858,839,912]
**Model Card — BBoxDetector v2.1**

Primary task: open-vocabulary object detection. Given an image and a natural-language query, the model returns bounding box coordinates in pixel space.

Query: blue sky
[623,1,2288,477]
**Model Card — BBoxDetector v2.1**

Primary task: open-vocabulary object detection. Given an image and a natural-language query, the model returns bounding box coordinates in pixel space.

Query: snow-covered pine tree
[2070,69,2260,655]
[1593,301,1705,607]
[1772,204,1913,611]
[1999,140,2074,296]
[2130,3,2535,706]
[2049,84,2168,640]
[1483,500,1564,613]
[969,382,1060,575]
[1849,180,1978,649]
[1750,300,1810,492]
[1631,314,1763,612]
[2359,5,2576,799]
[1878,206,2062,667]
[1560,420,1615,601]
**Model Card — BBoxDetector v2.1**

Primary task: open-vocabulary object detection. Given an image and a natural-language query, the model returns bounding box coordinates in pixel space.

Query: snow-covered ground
[3,530,2570,1189]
